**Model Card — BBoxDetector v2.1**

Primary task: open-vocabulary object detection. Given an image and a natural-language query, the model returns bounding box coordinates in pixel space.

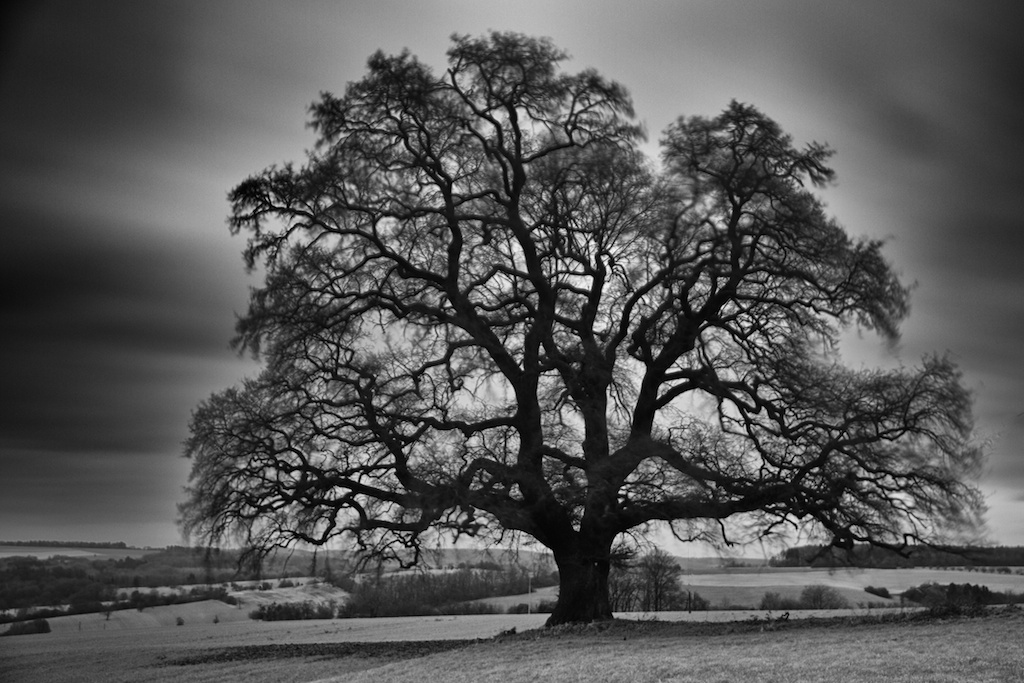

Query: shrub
[680,591,710,611]
[800,585,850,609]
[864,585,891,599]
[759,591,802,611]
[1,619,50,636]
[249,600,336,621]
[534,600,557,613]
[901,582,1011,615]
[607,549,693,612]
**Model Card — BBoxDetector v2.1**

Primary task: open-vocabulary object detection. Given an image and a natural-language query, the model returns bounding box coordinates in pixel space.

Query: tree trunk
[546,544,614,626]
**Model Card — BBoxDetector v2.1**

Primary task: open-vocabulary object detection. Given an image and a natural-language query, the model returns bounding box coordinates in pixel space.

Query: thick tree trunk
[546,543,614,626]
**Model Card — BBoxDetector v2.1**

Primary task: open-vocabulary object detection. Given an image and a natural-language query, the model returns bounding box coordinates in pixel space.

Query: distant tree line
[0,541,129,549]
[1,557,117,612]
[0,548,268,618]
[902,582,1023,614]
[250,600,337,621]
[771,544,1024,568]
[0,546,559,622]
[0,545,325,612]
[1,618,51,637]
[0,585,237,625]
[246,564,561,621]
[333,565,558,618]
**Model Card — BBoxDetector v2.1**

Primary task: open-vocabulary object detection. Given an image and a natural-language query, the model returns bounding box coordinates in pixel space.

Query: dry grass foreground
[2,609,1023,682]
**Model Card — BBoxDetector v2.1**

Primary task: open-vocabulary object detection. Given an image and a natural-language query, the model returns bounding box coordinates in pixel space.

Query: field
[472,566,1024,612]
[35,580,350,633]
[3,608,1023,682]
[4,553,1024,681]
[669,566,1024,610]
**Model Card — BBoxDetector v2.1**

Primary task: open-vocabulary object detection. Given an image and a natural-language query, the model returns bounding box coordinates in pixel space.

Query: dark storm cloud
[0,1,273,544]
[1,2,197,152]
[860,6,1024,542]
[3,0,1023,546]
[0,204,246,456]
[1,2,259,463]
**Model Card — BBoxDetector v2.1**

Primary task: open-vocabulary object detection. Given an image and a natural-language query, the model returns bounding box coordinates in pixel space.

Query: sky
[1,1,1022,550]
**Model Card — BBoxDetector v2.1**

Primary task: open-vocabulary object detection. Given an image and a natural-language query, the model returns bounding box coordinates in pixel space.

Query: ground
[4,562,1024,681]
[2,608,1022,682]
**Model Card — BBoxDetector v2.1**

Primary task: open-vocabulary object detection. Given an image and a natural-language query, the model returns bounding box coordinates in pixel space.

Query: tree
[609,547,686,612]
[636,548,685,612]
[179,32,985,626]
[799,584,850,610]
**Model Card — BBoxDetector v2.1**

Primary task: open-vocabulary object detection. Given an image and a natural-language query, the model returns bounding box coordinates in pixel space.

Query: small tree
[608,548,691,612]
[608,564,641,612]
[799,584,849,609]
[636,548,685,612]
[180,32,984,626]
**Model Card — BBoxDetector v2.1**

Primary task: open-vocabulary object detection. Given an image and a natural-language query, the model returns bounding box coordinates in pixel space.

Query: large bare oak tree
[180,32,984,625]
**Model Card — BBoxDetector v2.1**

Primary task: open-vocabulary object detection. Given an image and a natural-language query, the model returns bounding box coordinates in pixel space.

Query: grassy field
[36,579,350,633]
[673,566,1024,611]
[475,566,1024,611]
[5,560,1024,681]
[2,608,1021,682]
[680,566,1024,593]
[16,565,1024,633]
[325,609,1024,683]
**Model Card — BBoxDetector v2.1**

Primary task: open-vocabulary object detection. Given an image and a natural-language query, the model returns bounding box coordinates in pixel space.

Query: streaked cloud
[1,0,1021,547]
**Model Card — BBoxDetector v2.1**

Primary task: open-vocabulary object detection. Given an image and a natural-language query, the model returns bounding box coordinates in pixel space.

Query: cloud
[3,0,1024,547]
[0,203,253,457]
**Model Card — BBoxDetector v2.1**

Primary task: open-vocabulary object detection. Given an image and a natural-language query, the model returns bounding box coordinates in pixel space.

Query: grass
[5,565,1024,682]
[3,607,1022,682]
[323,609,1024,683]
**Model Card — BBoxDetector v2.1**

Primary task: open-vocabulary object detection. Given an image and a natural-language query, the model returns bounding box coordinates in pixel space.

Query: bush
[901,582,1017,615]
[607,548,693,612]
[249,600,336,621]
[534,600,557,613]
[759,591,802,611]
[680,591,710,611]
[864,585,891,599]
[1,619,50,636]
[800,585,850,609]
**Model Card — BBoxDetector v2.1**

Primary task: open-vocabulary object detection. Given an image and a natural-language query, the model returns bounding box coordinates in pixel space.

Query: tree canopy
[180,32,984,625]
